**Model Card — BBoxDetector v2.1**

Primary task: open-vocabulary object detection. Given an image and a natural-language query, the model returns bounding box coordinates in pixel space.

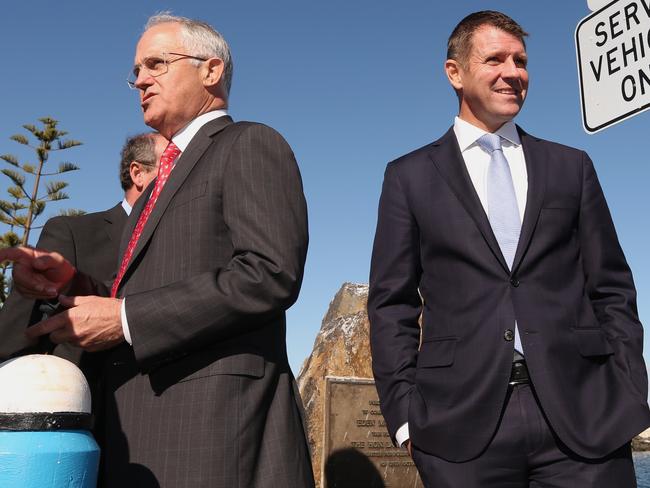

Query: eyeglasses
[127,52,208,89]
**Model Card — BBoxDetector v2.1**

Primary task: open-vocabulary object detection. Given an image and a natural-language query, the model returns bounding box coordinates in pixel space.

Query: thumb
[33,252,75,282]
[58,294,80,308]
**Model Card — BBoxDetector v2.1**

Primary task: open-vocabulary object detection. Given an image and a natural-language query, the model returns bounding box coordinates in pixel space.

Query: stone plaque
[322,376,423,488]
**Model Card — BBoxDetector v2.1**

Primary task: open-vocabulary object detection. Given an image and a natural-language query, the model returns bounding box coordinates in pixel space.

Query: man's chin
[142,112,162,130]
[495,106,523,123]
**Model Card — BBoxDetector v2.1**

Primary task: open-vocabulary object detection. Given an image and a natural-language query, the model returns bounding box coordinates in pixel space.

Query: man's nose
[501,57,521,80]
[134,69,154,91]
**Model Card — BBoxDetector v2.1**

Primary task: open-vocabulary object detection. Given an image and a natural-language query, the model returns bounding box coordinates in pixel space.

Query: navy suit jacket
[368,126,650,461]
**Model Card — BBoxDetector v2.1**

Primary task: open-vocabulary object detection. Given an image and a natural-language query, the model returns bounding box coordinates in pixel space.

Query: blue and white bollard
[0,354,99,488]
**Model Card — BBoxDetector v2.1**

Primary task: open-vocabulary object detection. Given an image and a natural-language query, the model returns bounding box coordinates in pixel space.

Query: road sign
[588,0,612,11]
[576,0,650,133]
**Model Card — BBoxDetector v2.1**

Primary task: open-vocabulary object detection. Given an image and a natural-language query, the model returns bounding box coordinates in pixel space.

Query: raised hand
[0,246,75,299]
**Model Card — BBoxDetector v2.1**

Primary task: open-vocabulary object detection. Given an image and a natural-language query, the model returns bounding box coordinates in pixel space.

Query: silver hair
[145,12,233,96]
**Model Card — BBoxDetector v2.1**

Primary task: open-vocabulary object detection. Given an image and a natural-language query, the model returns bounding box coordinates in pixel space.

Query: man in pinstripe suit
[2,13,314,488]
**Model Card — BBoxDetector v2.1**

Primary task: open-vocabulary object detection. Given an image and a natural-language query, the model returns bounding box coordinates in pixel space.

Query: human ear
[129,162,143,190]
[202,58,225,88]
[445,59,463,90]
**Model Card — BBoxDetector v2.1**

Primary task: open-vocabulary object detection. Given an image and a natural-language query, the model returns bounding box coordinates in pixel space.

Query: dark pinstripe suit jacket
[74,116,314,488]
[0,203,126,362]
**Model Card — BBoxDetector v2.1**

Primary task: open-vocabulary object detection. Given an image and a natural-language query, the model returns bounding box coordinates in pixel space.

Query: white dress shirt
[121,198,132,216]
[120,109,229,345]
[395,116,529,447]
[453,117,527,220]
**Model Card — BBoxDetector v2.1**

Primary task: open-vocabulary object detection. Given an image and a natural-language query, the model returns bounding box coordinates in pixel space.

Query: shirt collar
[453,116,521,152]
[121,198,132,216]
[171,109,229,151]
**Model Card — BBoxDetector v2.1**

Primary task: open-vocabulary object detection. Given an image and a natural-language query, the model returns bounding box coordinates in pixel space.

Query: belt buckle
[508,378,527,386]
[509,361,530,386]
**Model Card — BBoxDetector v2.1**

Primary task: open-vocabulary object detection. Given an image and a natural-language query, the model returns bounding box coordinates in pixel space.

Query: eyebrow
[480,49,527,59]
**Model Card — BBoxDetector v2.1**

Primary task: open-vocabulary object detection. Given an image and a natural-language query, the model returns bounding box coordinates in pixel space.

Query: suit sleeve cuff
[121,298,132,345]
[395,422,410,447]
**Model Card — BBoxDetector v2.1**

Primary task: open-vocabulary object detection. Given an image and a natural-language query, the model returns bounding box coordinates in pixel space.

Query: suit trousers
[411,384,637,488]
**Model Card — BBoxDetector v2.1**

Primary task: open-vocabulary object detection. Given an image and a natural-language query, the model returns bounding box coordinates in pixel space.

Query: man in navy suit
[368,10,650,487]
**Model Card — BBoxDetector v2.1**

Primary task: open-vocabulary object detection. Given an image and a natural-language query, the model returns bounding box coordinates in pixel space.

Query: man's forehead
[469,26,526,57]
[135,24,182,58]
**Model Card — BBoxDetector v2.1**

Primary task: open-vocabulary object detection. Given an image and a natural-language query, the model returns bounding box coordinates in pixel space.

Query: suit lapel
[428,127,510,273]
[102,203,128,246]
[119,183,152,261]
[511,127,546,273]
[122,116,233,281]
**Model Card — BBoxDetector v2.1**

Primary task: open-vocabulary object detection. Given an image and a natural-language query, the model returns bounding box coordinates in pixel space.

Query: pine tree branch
[0,154,19,166]
[1,169,26,186]
[45,180,69,195]
[56,139,83,150]
[58,208,86,217]
[9,134,29,146]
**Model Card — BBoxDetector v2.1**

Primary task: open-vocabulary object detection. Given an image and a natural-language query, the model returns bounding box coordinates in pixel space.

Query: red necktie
[111,141,181,297]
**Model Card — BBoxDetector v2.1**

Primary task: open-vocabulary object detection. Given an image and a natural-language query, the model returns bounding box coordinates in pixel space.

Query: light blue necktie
[477,133,524,355]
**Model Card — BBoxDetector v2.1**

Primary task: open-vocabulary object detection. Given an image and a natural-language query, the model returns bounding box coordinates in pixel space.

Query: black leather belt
[509,360,530,386]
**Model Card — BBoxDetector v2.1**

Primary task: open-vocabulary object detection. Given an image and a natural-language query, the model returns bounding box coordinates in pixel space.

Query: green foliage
[57,162,79,173]
[57,140,82,150]
[9,135,29,146]
[45,180,68,194]
[0,231,20,248]
[58,208,86,217]
[1,169,25,187]
[0,154,19,166]
[7,186,26,200]
[32,200,46,218]
[0,231,20,304]
[0,117,84,305]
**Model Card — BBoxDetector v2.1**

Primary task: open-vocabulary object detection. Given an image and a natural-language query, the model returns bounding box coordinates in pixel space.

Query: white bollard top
[0,355,91,414]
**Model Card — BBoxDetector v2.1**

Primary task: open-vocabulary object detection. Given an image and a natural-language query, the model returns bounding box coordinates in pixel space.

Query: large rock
[297,282,372,486]
[633,428,650,451]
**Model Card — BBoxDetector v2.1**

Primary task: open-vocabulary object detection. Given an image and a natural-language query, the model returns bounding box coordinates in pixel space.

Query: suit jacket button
[504,329,514,341]
[510,278,520,287]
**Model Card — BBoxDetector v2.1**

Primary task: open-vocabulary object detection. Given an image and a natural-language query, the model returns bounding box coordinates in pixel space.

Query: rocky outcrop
[634,428,650,451]
[297,282,372,487]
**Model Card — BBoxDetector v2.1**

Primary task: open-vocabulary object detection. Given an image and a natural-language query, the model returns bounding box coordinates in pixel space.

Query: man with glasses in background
[0,13,314,488]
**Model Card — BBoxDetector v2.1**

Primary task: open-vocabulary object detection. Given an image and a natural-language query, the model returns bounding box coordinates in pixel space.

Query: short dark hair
[447,11,528,67]
[119,133,158,191]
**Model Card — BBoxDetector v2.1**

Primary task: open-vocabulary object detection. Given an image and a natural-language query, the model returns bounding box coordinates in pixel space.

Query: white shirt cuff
[120,298,132,345]
[395,422,410,447]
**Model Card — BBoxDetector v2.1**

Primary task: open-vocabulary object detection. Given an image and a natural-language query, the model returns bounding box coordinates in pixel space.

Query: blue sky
[1,1,648,374]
